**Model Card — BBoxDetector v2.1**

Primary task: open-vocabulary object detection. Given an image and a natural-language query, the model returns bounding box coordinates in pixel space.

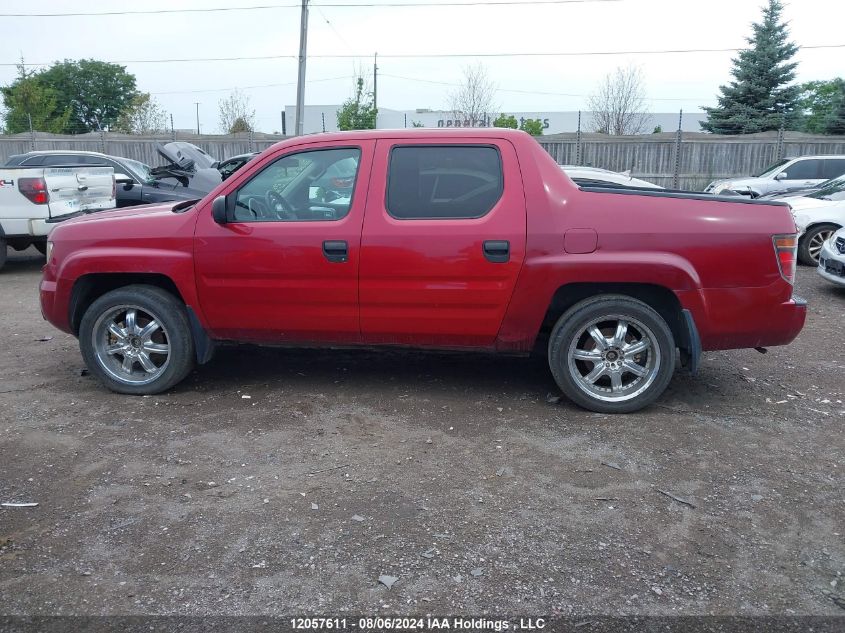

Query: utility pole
[373,52,378,129]
[194,102,201,135]
[295,0,309,136]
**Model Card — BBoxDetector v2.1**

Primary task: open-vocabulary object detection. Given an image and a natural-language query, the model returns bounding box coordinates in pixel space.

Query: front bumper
[817,240,845,287]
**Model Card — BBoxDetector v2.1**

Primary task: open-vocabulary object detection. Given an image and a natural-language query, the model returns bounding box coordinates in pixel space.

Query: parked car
[561,165,662,189]
[758,173,845,200]
[704,155,845,197]
[4,145,217,208]
[218,152,259,181]
[783,178,845,264]
[817,227,845,287]
[40,129,806,414]
[0,164,114,270]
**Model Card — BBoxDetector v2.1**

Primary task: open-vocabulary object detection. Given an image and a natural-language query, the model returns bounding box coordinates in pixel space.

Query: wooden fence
[2,130,845,191]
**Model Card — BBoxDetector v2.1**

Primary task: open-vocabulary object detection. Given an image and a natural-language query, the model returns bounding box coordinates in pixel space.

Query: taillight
[773,234,797,285]
[18,177,48,205]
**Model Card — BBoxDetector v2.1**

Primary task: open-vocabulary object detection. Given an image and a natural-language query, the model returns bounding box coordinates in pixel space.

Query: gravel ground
[0,246,843,617]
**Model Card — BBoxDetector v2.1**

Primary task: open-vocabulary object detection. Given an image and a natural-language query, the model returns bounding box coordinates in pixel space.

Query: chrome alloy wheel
[808,228,836,263]
[567,314,661,403]
[92,305,171,385]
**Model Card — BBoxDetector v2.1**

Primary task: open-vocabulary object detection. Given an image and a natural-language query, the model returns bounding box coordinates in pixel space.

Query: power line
[150,75,353,95]
[6,44,843,66]
[0,0,623,18]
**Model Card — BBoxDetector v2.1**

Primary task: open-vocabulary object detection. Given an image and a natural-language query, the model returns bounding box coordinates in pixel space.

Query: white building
[284,105,706,135]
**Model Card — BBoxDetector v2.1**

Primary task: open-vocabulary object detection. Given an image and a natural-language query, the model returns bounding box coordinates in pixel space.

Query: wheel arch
[536,282,699,370]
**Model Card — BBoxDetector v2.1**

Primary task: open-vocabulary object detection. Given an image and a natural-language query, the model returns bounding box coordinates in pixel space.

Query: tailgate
[45,167,115,218]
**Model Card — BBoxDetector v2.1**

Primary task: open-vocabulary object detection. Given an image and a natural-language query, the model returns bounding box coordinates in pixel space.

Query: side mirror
[211,195,229,225]
[114,173,134,184]
[775,171,788,181]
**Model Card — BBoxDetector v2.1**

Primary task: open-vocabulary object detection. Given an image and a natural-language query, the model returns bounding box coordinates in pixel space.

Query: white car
[705,155,845,197]
[783,177,845,265]
[817,227,845,287]
[561,165,662,189]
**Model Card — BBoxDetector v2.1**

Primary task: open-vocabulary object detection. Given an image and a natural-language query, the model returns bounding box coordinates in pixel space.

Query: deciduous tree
[449,64,497,127]
[218,89,256,134]
[114,93,167,134]
[587,65,651,135]
[337,76,377,131]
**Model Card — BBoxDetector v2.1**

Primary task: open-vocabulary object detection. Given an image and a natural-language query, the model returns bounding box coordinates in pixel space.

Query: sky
[0,0,843,133]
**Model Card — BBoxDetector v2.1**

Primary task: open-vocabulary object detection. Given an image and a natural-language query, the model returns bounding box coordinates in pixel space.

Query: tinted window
[21,155,44,166]
[783,159,820,180]
[387,145,503,219]
[821,158,845,180]
[42,154,106,166]
[233,147,360,222]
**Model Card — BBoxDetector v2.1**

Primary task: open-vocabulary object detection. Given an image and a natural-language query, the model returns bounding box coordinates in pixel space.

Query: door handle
[322,240,348,263]
[483,240,510,263]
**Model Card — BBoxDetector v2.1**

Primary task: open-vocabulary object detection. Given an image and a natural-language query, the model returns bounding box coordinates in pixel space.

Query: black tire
[79,284,195,395]
[798,224,839,266]
[548,295,676,414]
[0,237,6,271]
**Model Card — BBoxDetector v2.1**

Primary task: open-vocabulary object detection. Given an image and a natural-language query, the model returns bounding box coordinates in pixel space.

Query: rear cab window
[386,145,503,220]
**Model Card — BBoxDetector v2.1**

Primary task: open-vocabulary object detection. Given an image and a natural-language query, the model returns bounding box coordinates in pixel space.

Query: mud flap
[186,306,216,365]
[679,309,701,375]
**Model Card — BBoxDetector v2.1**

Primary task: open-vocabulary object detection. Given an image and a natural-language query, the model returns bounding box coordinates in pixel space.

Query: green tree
[493,113,518,129]
[218,89,255,134]
[652,124,663,133]
[1,59,71,133]
[701,0,800,134]
[337,76,376,131]
[113,93,167,134]
[797,79,845,134]
[519,118,544,135]
[36,59,138,132]
[824,92,845,135]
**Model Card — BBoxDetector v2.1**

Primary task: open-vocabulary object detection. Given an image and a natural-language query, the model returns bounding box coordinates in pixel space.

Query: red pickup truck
[40,129,806,413]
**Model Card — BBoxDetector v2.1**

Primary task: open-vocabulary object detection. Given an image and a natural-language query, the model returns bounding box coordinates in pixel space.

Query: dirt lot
[0,247,843,617]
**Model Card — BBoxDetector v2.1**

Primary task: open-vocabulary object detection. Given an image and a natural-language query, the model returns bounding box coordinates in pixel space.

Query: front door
[193,140,374,343]
[359,139,527,348]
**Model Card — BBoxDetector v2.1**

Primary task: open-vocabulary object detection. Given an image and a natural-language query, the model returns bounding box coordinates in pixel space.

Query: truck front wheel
[79,285,195,395]
[548,295,676,414]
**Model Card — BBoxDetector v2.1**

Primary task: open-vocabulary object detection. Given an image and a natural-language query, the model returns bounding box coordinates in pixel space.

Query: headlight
[793,215,809,232]
[45,241,53,261]
[714,183,732,194]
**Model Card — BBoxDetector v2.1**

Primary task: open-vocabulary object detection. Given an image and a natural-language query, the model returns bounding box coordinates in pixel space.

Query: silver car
[817,227,845,287]
[705,155,845,197]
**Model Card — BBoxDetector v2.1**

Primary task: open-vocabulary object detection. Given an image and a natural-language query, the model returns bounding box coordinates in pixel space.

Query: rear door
[779,159,824,191]
[44,167,115,218]
[359,139,527,348]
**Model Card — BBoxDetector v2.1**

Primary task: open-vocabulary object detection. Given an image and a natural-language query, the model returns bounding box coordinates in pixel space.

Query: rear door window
[784,159,821,180]
[386,145,503,219]
[820,158,845,180]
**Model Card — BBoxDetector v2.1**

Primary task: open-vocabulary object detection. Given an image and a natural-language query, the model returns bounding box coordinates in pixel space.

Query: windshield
[123,158,155,183]
[755,158,790,178]
[807,175,845,201]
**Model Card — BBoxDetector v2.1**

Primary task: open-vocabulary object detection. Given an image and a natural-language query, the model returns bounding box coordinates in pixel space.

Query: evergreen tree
[823,92,845,135]
[701,0,800,134]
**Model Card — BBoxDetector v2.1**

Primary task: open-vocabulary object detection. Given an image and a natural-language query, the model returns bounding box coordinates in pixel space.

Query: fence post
[776,120,786,160]
[27,113,35,150]
[575,110,582,165]
[170,113,176,141]
[672,109,683,190]
[99,128,107,155]
[248,127,255,152]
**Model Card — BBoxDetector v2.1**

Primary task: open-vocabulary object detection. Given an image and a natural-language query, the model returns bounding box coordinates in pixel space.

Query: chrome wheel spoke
[106,342,125,355]
[584,364,606,384]
[612,321,628,346]
[137,352,157,373]
[573,348,603,363]
[139,320,160,340]
[124,309,138,334]
[143,342,169,355]
[588,326,609,350]
[121,354,135,374]
[622,360,647,377]
[623,339,650,357]
[610,370,623,392]
[108,322,126,341]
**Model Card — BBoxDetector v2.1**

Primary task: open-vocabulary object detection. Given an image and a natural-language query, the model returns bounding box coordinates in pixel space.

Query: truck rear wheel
[79,285,195,395]
[0,237,6,271]
[548,295,675,414]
